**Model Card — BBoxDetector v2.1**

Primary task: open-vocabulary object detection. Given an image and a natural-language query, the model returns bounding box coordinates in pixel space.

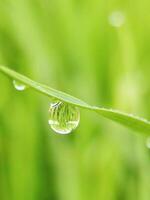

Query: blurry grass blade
[0,65,150,135]
[93,107,150,134]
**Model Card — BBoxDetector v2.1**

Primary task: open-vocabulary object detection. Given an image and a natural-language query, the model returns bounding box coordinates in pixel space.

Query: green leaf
[0,65,150,135]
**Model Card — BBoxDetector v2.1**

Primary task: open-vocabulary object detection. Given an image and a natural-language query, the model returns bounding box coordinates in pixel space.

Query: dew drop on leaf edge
[48,101,80,134]
[13,80,27,91]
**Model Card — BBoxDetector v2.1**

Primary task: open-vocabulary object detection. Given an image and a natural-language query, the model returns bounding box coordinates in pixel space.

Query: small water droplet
[48,101,80,134]
[13,80,27,91]
[108,11,125,27]
[146,137,150,149]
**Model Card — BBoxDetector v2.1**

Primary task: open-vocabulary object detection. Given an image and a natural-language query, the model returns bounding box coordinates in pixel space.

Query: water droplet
[146,137,150,149]
[108,11,125,27]
[48,101,80,134]
[13,80,27,91]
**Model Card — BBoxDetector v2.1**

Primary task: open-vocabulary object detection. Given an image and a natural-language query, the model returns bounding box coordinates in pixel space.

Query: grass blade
[0,65,150,135]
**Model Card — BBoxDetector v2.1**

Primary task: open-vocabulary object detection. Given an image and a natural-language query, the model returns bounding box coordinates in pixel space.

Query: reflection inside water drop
[13,80,27,91]
[48,101,80,134]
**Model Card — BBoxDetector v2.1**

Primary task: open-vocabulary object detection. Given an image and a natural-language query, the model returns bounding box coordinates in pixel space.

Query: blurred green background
[0,0,150,200]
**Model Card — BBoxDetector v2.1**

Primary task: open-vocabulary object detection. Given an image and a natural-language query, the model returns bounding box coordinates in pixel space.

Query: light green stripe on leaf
[0,65,150,135]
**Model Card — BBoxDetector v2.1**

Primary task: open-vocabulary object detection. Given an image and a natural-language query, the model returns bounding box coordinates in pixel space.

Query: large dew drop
[13,80,27,91]
[48,101,80,134]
